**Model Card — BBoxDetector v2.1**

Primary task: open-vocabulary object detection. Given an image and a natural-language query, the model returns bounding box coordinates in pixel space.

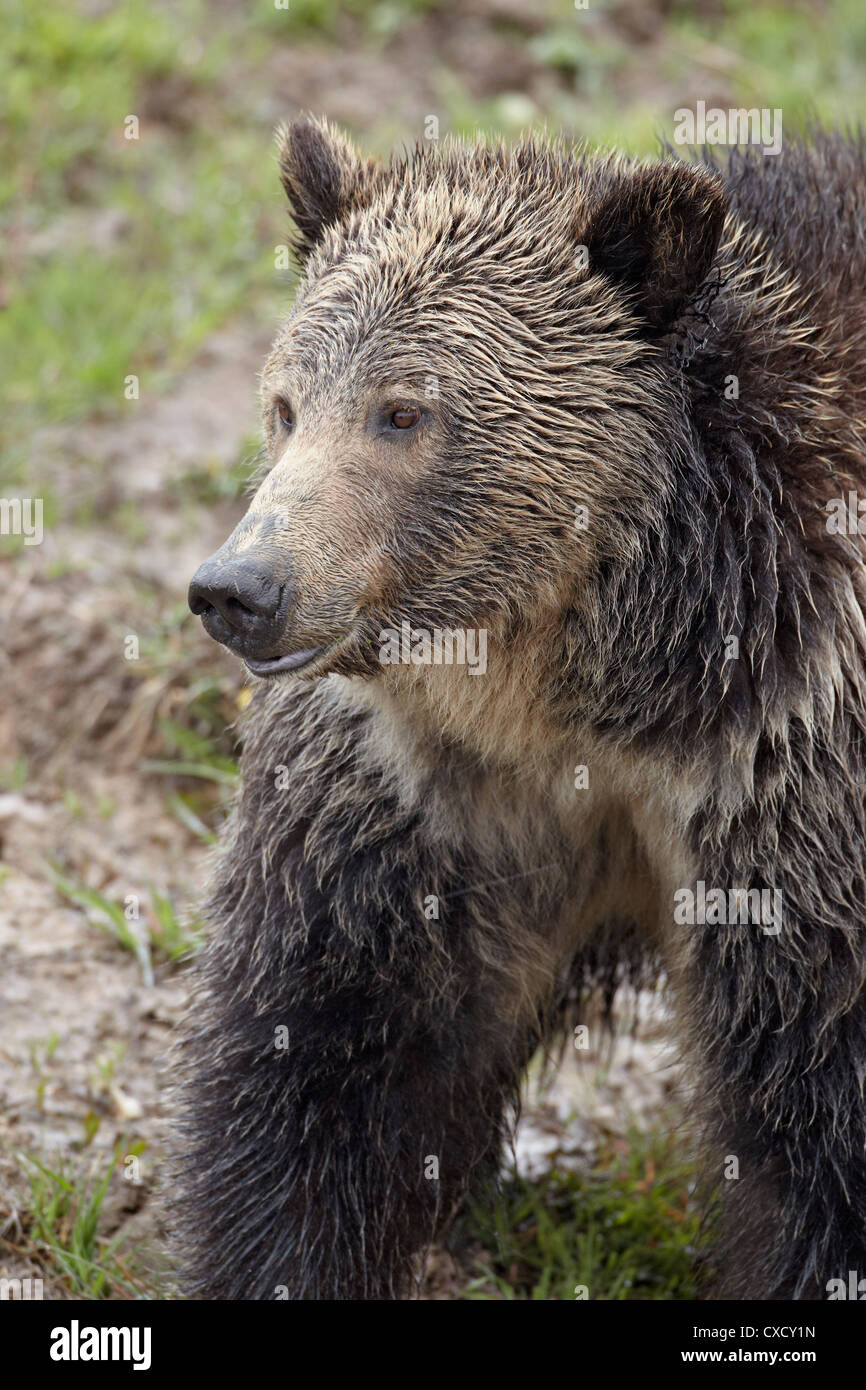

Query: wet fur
[172,124,866,1300]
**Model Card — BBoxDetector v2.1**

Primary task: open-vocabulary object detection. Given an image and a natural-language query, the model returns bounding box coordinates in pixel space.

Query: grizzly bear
[177,117,866,1300]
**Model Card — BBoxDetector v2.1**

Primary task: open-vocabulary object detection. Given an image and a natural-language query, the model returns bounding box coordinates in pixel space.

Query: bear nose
[188,555,283,635]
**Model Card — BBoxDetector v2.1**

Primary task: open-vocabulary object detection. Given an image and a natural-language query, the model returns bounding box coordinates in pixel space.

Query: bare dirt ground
[0,2,690,1298]
[0,322,267,1295]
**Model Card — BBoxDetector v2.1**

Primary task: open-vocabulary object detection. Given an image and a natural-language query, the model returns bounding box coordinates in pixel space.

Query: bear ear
[276,116,379,263]
[584,161,727,331]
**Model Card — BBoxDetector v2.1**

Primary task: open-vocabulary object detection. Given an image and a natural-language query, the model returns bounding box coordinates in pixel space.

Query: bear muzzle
[188,552,326,674]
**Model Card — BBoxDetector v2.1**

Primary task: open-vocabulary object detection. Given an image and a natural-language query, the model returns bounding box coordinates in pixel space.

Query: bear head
[189,117,727,685]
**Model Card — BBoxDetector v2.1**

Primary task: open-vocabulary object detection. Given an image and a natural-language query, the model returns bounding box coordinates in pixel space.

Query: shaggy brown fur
[174,118,866,1300]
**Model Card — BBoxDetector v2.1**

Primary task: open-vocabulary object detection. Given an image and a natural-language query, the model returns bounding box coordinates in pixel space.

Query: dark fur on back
[173,123,866,1300]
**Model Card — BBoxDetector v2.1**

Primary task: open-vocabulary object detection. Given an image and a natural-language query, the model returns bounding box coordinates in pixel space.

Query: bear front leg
[684,775,866,1300]
[172,692,553,1300]
[175,875,540,1300]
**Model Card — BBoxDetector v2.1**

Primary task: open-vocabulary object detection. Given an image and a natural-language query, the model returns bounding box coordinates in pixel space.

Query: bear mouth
[243,646,325,677]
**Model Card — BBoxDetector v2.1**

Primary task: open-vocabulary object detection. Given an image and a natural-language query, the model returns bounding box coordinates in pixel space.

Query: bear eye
[390,406,421,430]
[276,400,294,429]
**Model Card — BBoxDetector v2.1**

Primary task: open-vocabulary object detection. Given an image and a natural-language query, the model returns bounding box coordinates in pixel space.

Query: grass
[0,0,275,486]
[11,1146,168,1300]
[462,1127,703,1300]
[668,0,866,125]
[21,1151,123,1298]
[27,1033,62,1115]
[86,599,244,807]
[0,756,29,791]
[48,866,204,980]
[149,716,238,781]
[7,1120,699,1302]
[150,887,205,961]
